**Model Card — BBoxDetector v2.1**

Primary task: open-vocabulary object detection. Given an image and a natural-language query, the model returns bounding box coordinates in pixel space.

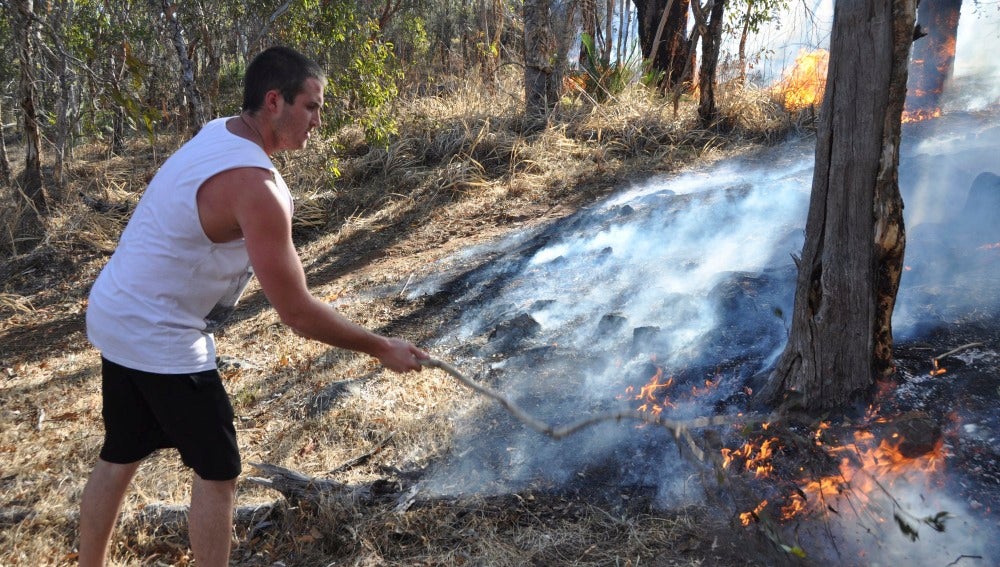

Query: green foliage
[725,0,790,36]
[578,33,636,102]
[389,14,432,67]
[278,0,402,147]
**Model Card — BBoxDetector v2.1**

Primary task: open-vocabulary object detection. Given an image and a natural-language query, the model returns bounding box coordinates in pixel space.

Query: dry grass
[0,77,802,566]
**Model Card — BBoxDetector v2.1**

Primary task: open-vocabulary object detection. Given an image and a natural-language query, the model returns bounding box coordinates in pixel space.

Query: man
[79,46,427,566]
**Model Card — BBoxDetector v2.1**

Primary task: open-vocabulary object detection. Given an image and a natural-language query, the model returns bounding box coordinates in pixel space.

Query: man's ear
[263,89,282,112]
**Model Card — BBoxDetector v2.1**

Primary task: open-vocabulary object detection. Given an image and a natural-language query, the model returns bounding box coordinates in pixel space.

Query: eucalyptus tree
[759,0,917,411]
[150,0,206,132]
[0,0,47,255]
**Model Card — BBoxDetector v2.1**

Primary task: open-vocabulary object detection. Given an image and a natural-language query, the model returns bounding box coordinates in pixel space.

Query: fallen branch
[421,357,771,465]
[246,462,372,504]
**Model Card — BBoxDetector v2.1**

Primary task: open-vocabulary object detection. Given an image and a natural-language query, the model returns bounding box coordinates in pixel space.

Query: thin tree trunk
[697,0,725,127]
[52,0,77,198]
[737,3,752,85]
[0,95,11,186]
[480,0,504,87]
[579,0,597,66]
[12,0,47,214]
[196,0,222,117]
[760,0,916,412]
[603,0,613,65]
[160,0,207,132]
[524,0,558,130]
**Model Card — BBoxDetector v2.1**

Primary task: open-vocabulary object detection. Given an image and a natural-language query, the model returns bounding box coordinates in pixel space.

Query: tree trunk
[696,0,725,127]
[0,96,11,186]
[737,3,752,85]
[634,0,691,89]
[579,0,597,66]
[52,0,77,199]
[759,0,916,412]
[160,0,207,132]
[524,0,559,130]
[12,0,47,214]
[480,0,505,88]
[196,0,222,117]
[603,0,613,65]
[906,0,961,116]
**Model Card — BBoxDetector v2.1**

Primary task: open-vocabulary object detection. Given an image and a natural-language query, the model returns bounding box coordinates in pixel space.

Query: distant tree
[759,0,917,411]
[0,94,11,186]
[634,0,692,89]
[524,0,559,129]
[10,0,46,214]
[725,0,789,84]
[695,0,725,127]
[906,0,962,116]
[154,0,207,133]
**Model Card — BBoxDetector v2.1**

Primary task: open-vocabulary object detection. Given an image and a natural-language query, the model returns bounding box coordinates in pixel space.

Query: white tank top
[86,117,291,373]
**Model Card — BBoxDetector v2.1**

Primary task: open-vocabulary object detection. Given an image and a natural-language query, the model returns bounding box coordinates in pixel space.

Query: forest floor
[0,81,832,566]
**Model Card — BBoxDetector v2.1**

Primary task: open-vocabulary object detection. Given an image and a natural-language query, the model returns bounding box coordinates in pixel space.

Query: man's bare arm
[224,169,425,372]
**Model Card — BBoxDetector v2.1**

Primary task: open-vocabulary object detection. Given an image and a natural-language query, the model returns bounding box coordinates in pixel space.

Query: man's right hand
[375,337,429,373]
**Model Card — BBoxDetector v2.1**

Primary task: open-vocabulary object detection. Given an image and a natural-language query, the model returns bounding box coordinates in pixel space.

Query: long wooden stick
[932,342,983,363]
[421,358,769,464]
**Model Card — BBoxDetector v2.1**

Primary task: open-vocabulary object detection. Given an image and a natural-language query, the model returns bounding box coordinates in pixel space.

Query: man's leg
[78,458,141,567]
[189,473,236,566]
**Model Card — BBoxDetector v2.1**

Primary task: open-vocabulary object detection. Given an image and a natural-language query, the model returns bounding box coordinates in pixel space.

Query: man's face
[274,77,324,151]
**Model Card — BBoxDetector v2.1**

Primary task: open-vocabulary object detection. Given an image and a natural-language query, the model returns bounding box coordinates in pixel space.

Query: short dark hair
[242,46,326,113]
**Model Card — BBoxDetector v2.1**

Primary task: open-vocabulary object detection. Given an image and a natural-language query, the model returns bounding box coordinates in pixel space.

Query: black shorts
[98,357,241,481]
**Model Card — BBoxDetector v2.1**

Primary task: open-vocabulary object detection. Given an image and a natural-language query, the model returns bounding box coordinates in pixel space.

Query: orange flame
[721,437,780,478]
[740,499,769,526]
[779,431,945,521]
[929,358,947,376]
[628,367,676,417]
[902,108,943,123]
[774,49,829,112]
